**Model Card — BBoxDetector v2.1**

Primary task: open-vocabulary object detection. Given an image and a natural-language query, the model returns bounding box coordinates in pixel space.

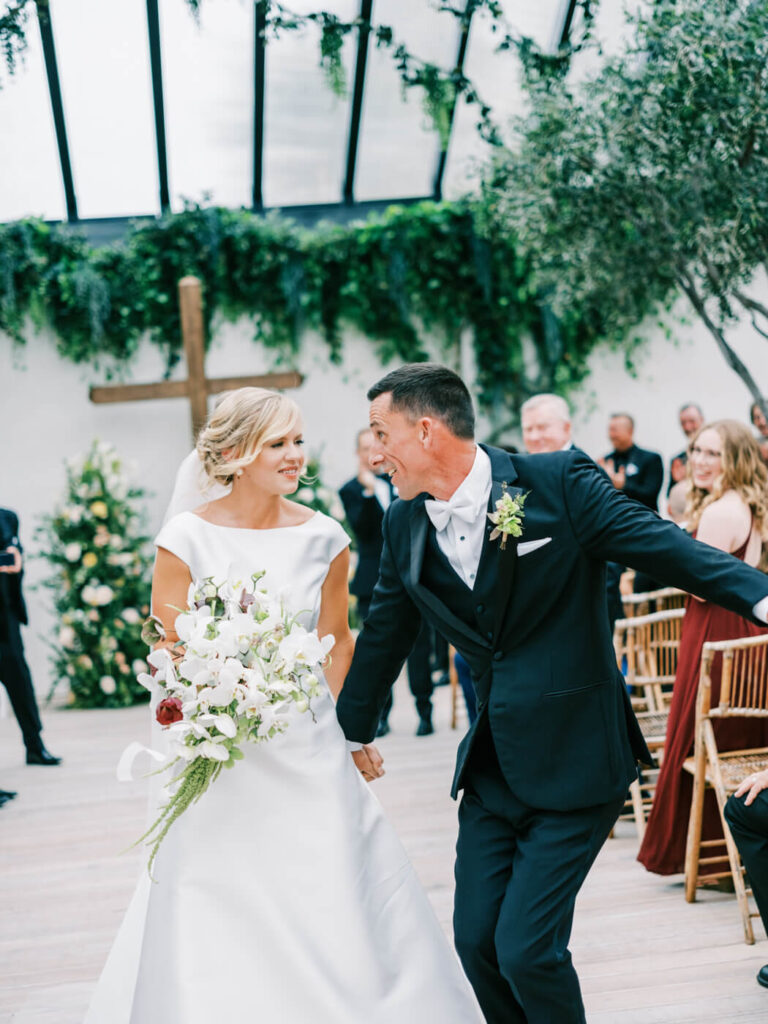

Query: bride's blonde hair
[685,419,768,569]
[197,387,301,487]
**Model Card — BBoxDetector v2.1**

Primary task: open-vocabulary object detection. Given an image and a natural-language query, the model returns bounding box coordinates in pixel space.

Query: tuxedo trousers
[0,617,43,753]
[724,792,768,936]
[454,721,623,1024]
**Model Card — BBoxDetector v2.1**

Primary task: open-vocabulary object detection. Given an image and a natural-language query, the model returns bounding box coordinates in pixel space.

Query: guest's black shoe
[0,789,17,800]
[26,747,62,766]
[376,720,391,738]
[416,717,434,736]
[757,965,768,989]
[0,793,13,808]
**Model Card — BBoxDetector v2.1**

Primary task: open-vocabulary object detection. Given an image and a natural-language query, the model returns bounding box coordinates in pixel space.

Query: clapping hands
[598,458,626,490]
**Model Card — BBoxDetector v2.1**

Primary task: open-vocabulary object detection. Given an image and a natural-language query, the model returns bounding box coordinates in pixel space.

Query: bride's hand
[352,744,385,783]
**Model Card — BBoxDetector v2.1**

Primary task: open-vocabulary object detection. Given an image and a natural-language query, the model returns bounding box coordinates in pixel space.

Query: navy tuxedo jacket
[336,446,768,810]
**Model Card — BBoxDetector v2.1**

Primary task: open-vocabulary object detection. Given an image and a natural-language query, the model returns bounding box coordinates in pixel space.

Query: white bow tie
[424,493,480,533]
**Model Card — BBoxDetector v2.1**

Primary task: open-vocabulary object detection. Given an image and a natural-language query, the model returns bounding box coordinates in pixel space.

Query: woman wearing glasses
[639,420,768,875]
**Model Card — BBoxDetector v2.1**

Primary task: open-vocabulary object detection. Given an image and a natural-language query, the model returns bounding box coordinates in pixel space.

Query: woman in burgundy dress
[638,419,768,875]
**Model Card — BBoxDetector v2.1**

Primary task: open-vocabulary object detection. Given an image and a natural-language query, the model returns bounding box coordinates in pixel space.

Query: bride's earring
[235,468,244,478]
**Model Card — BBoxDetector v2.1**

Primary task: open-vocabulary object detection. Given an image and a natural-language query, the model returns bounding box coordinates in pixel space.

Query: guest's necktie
[424,493,479,533]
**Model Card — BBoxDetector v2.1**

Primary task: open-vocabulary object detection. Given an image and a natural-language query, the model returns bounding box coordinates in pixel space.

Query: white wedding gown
[85,509,481,1024]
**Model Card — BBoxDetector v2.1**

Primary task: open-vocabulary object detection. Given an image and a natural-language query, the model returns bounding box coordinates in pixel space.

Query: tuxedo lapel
[480,447,523,641]
[408,499,489,649]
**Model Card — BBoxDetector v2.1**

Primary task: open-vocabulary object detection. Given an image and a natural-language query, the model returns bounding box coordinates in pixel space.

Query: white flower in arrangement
[99,676,117,695]
[94,584,115,606]
[64,542,82,562]
[58,625,76,649]
[121,608,141,625]
[132,658,148,675]
[329,498,346,521]
[296,487,314,503]
[129,573,333,876]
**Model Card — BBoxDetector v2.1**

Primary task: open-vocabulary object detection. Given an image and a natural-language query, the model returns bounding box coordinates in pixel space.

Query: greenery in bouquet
[134,573,332,875]
[37,440,153,708]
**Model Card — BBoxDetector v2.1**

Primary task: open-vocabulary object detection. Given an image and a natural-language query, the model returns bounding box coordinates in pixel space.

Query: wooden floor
[2,680,768,1023]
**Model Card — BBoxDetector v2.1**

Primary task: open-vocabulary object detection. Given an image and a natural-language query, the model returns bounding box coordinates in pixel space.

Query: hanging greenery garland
[0,201,609,428]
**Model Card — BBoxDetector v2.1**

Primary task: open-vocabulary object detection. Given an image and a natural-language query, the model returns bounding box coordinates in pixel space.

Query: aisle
[1,678,766,1023]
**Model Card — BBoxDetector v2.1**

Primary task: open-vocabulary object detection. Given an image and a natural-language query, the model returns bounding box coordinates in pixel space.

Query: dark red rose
[156,696,184,727]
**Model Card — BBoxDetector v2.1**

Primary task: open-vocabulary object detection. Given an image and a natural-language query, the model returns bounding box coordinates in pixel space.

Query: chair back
[615,607,685,711]
[698,634,768,720]
[621,586,686,619]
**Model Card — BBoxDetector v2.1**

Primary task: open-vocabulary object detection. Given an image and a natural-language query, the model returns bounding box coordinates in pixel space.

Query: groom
[337,364,768,1024]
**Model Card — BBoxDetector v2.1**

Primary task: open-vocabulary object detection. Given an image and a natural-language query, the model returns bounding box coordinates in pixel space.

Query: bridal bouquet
[134,572,333,875]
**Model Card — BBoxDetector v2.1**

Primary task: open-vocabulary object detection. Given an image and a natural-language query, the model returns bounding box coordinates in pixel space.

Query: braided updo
[196,387,301,487]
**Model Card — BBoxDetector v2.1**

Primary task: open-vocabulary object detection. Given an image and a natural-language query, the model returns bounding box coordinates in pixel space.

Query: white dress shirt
[427,446,492,590]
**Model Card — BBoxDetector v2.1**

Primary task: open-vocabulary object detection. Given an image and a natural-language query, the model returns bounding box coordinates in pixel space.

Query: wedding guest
[599,414,664,510]
[521,394,573,454]
[751,401,768,464]
[638,420,768,876]
[339,429,434,736]
[0,508,61,765]
[453,651,477,724]
[725,767,768,988]
[668,403,704,495]
[600,414,665,611]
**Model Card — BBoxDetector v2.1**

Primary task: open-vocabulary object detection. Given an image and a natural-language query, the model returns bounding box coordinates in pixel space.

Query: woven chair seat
[638,711,668,740]
[684,748,768,792]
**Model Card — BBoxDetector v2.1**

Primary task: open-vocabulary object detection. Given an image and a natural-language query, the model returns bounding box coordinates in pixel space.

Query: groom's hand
[352,744,385,783]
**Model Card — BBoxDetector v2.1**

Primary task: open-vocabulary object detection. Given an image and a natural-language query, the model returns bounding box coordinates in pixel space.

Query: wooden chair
[683,634,768,944]
[449,644,461,730]
[614,606,685,712]
[621,586,687,620]
[614,608,685,838]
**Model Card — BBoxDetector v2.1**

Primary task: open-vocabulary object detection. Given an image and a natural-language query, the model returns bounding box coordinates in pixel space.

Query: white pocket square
[517,537,552,557]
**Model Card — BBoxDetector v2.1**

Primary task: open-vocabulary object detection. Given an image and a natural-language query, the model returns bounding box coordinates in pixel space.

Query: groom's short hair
[367,364,475,440]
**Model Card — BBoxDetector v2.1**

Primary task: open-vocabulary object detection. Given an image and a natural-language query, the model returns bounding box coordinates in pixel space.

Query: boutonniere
[488,486,527,550]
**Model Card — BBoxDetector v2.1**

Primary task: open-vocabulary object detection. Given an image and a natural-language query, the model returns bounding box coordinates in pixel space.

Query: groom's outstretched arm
[337,513,422,743]
[564,452,768,620]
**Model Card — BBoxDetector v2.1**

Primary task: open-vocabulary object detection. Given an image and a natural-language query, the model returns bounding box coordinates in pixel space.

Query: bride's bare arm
[151,547,193,651]
[317,548,355,700]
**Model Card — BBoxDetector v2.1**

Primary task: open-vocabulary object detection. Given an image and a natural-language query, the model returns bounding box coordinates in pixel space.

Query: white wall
[1,289,766,696]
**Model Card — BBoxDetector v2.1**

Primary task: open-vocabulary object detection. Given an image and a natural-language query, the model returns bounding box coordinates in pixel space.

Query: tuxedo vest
[420,525,497,645]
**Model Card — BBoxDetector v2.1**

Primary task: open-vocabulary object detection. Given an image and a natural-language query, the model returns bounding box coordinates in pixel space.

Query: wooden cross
[90,275,303,440]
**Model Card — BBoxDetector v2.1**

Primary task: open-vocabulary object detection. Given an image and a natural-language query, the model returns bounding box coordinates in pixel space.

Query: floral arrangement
[135,573,333,875]
[37,441,153,707]
[488,487,528,550]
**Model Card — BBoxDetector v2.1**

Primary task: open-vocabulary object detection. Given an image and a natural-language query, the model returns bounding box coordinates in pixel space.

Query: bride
[85,387,481,1023]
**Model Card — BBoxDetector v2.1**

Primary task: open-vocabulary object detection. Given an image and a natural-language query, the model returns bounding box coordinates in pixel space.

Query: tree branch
[676,268,768,420]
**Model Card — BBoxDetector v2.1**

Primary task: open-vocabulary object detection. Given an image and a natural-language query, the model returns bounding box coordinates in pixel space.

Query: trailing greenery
[0,202,604,426]
[36,441,153,708]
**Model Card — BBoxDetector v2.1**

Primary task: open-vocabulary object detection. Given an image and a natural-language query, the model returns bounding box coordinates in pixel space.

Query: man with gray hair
[520,393,573,454]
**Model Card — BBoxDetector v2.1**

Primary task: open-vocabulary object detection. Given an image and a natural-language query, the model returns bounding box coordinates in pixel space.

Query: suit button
[476,604,485,614]
[493,651,503,662]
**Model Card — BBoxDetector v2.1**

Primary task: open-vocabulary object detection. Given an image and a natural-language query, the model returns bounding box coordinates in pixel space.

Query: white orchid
[132,573,326,874]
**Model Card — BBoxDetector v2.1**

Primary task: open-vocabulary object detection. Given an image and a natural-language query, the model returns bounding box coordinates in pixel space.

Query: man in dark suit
[725,768,768,989]
[599,412,666,620]
[338,365,768,1024]
[339,429,433,736]
[0,508,61,766]
[667,402,704,495]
